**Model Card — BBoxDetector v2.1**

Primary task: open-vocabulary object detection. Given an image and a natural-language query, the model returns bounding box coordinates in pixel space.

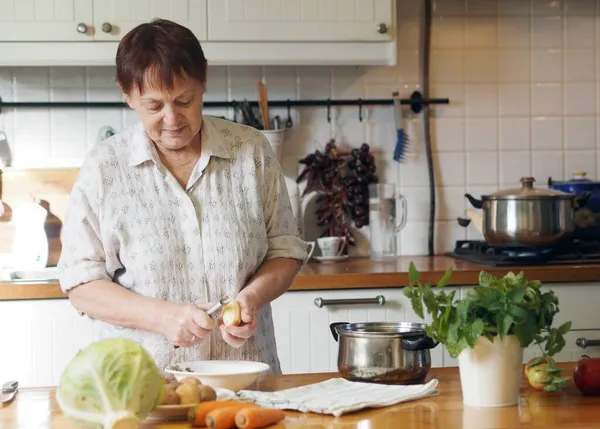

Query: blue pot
[548,171,600,238]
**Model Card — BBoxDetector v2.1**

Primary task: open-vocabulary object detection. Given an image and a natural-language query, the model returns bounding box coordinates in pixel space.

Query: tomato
[573,356,600,396]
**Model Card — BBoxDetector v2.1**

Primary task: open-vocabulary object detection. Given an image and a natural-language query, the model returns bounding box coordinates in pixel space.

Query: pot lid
[486,177,573,199]
[551,170,600,187]
[570,170,593,182]
[334,322,426,338]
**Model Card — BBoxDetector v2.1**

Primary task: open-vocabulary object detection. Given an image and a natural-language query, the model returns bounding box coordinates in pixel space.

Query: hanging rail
[0,91,449,116]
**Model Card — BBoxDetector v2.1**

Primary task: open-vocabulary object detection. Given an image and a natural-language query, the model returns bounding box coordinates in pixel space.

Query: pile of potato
[161,376,217,406]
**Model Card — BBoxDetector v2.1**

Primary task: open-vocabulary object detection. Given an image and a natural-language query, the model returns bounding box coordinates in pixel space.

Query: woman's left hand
[219,293,259,348]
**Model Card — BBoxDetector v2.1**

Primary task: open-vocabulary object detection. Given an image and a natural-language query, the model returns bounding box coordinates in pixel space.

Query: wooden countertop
[3,363,600,428]
[3,255,600,301]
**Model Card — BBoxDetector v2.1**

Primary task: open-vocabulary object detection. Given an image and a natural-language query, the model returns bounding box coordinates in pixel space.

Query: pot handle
[401,335,438,351]
[575,192,591,209]
[329,322,347,342]
[464,193,483,209]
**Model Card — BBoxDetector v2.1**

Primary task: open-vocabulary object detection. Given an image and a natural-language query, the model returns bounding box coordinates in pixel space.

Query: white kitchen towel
[236,378,439,417]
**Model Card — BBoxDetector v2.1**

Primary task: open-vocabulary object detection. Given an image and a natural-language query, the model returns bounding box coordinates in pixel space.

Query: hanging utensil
[392,92,410,163]
[257,82,270,130]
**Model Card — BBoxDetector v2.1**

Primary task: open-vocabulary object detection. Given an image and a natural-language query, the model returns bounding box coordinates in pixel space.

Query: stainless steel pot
[330,321,438,384]
[464,177,585,248]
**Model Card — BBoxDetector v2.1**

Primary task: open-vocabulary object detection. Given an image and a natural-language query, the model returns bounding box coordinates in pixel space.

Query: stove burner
[447,239,600,266]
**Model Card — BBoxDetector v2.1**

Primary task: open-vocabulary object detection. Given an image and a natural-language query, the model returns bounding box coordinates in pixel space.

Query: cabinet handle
[576,338,600,349]
[377,23,388,34]
[76,23,88,34]
[314,295,385,308]
[101,22,113,33]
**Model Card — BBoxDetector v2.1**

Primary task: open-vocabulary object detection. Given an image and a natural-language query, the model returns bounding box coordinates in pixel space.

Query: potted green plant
[403,263,571,407]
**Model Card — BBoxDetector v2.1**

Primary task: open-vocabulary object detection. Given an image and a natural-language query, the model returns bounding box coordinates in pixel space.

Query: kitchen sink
[7,267,59,282]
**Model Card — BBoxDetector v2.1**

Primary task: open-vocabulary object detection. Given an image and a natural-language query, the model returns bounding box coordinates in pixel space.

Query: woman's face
[123,71,205,151]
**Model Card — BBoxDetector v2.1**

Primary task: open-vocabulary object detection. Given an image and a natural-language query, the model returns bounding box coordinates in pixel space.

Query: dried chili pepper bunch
[296,139,378,249]
[296,139,346,194]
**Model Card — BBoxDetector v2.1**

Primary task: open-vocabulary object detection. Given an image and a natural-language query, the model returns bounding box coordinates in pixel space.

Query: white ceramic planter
[457,335,524,407]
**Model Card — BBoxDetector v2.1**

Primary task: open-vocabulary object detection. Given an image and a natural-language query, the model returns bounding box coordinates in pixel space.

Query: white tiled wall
[0,0,598,256]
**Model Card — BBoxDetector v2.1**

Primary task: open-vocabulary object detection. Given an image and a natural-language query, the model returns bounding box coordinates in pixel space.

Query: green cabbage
[56,338,164,429]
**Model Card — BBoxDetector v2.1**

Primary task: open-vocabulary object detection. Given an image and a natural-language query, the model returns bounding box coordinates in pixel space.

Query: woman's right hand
[161,303,216,347]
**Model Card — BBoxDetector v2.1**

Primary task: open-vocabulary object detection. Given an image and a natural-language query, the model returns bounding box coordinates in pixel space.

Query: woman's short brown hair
[116,19,207,95]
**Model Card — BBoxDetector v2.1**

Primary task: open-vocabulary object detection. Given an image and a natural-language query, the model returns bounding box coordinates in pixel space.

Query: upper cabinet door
[207,0,394,42]
[0,0,94,41]
[92,0,208,41]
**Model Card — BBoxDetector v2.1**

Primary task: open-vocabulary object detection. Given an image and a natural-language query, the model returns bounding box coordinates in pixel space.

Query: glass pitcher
[368,183,407,260]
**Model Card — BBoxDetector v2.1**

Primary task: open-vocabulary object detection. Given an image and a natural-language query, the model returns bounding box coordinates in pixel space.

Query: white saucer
[314,255,349,263]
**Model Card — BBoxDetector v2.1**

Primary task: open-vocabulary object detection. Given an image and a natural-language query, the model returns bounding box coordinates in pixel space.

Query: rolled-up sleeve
[58,167,113,293]
[258,137,309,264]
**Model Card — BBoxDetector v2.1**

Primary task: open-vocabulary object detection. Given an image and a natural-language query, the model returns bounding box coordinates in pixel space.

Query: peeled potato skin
[222,300,242,326]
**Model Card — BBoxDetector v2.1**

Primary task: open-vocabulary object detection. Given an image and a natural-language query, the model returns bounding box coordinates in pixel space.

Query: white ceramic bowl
[164,360,270,392]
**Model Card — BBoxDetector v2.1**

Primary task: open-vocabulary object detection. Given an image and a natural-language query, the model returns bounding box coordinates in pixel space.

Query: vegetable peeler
[173,296,233,349]
[205,295,233,319]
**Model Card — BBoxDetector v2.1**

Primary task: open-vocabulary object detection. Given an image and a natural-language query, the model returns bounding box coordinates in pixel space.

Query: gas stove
[446,239,600,266]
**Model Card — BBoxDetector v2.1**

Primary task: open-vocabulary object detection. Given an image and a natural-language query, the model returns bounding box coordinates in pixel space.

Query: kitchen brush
[392,91,410,163]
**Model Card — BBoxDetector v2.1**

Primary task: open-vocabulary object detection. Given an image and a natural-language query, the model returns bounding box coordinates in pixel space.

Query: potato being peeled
[222,300,242,326]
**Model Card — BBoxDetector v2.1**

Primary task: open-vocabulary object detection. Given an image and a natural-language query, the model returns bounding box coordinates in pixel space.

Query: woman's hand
[219,293,259,348]
[162,302,216,348]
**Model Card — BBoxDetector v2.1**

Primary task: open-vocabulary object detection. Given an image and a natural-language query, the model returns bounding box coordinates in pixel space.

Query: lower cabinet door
[0,299,95,388]
[270,287,462,374]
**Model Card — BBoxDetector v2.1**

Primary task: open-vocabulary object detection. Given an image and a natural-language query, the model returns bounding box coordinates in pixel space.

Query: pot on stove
[330,321,438,384]
[464,177,588,248]
[549,171,600,239]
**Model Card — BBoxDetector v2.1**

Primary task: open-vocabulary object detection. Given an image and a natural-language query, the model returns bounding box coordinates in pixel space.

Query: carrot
[205,406,241,429]
[187,401,259,428]
[234,407,286,429]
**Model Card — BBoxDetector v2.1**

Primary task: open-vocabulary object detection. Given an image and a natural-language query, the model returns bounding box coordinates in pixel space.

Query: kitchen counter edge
[2,255,600,301]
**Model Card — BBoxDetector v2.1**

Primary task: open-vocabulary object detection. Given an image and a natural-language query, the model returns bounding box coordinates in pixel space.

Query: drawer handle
[576,338,600,349]
[314,295,385,308]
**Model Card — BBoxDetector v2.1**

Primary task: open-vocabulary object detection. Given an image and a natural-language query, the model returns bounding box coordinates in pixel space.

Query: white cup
[317,236,346,257]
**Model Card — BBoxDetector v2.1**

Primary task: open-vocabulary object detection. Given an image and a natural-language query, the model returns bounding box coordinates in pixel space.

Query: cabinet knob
[76,23,88,34]
[101,22,113,33]
[377,23,388,34]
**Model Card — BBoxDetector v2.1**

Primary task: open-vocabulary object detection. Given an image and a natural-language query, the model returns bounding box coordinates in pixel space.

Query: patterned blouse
[58,116,308,375]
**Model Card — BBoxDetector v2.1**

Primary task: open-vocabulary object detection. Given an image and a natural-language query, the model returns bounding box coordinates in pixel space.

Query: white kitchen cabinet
[270,287,459,375]
[2,282,600,388]
[92,0,208,41]
[0,299,95,388]
[0,0,93,42]
[271,282,600,374]
[207,0,394,42]
[523,329,600,364]
[0,0,396,65]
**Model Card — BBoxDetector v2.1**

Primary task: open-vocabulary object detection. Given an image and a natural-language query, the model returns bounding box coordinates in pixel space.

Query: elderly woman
[58,18,308,374]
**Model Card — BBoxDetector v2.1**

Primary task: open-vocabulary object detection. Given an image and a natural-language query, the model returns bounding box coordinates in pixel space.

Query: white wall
[0,0,598,256]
